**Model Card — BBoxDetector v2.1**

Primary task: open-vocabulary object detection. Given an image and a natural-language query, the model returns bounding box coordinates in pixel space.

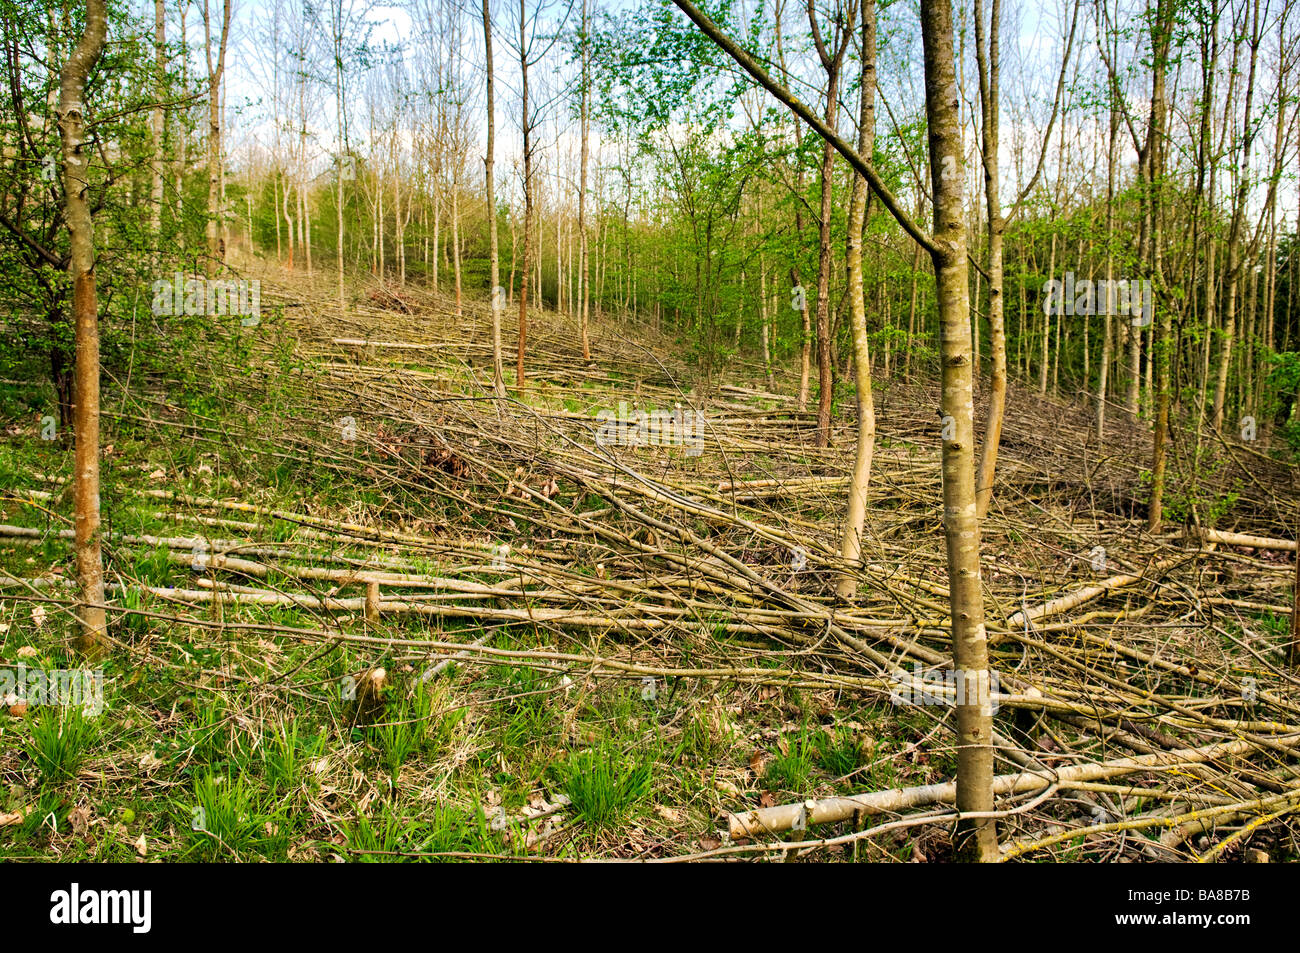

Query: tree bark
[59,0,109,657]
[578,0,592,362]
[516,0,532,388]
[837,0,877,601]
[203,0,231,277]
[806,1,849,449]
[483,0,505,397]
[972,0,1003,519]
[150,0,166,247]
[919,0,998,860]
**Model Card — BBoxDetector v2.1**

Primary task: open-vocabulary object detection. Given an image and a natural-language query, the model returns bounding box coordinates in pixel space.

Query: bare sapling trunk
[919,0,998,860]
[578,0,592,362]
[483,0,505,396]
[150,0,166,248]
[807,1,849,449]
[516,0,532,388]
[332,0,347,314]
[837,0,877,600]
[1212,10,1260,435]
[60,0,109,656]
[203,0,231,277]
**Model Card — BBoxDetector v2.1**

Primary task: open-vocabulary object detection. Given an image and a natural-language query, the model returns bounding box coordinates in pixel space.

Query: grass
[25,705,99,785]
[557,743,654,829]
[369,685,426,782]
[342,804,493,861]
[762,729,815,794]
[184,772,290,861]
[813,728,865,778]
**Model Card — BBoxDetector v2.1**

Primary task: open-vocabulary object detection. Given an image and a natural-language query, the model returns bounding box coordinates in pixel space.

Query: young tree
[484,0,506,396]
[807,0,853,449]
[59,0,109,656]
[518,0,532,386]
[578,0,593,362]
[971,0,1077,518]
[669,0,999,860]
[837,0,876,600]
[202,0,231,277]
[150,0,166,247]
[1144,0,1181,534]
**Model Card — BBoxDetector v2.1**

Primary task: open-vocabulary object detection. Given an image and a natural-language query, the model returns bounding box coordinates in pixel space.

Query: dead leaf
[759,791,777,809]
[68,805,91,835]
[134,833,148,857]
[0,806,29,827]
[653,804,683,824]
[139,752,164,772]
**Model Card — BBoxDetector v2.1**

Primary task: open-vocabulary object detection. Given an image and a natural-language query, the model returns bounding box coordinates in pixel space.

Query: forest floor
[2,258,1299,862]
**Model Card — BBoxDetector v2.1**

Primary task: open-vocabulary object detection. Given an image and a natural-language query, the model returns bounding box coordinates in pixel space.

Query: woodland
[1,0,1299,864]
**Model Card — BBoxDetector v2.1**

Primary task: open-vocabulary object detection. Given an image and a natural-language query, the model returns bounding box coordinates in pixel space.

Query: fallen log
[1201,528,1297,552]
[1001,556,1183,635]
[726,737,1279,841]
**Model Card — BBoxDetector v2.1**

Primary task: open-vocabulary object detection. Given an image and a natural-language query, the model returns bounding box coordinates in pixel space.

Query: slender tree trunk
[809,9,847,449]
[283,173,295,269]
[203,0,231,277]
[452,163,463,317]
[906,243,920,376]
[578,0,592,361]
[175,4,188,249]
[60,0,109,656]
[760,253,773,388]
[1042,234,1055,394]
[972,0,1003,519]
[332,0,347,314]
[1146,0,1177,533]
[483,0,505,396]
[1096,90,1120,439]
[837,0,877,600]
[301,182,312,272]
[921,0,998,861]
[517,0,532,388]
[150,0,166,247]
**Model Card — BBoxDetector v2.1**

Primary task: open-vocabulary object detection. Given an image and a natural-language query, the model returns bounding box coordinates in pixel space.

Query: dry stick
[727,737,1291,840]
[1201,528,1297,552]
[1001,787,1300,862]
[1194,801,1298,862]
[1002,555,1185,635]
[418,631,494,684]
[38,592,888,692]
